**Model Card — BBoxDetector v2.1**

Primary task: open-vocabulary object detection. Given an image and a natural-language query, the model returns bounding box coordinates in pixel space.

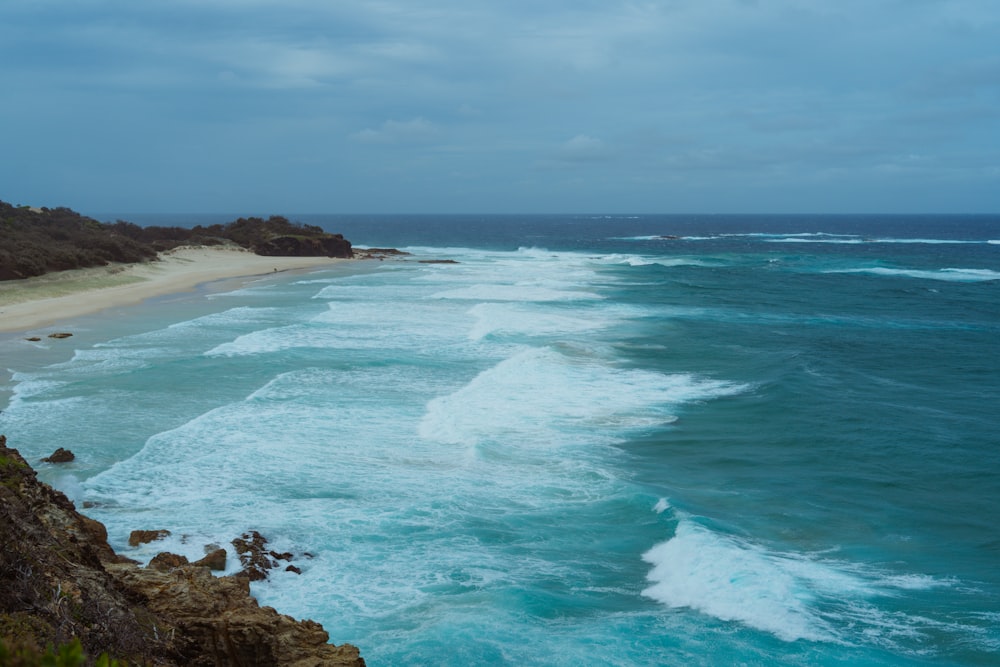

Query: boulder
[192,548,227,571]
[128,528,172,547]
[41,447,74,463]
[148,552,190,571]
[232,530,279,581]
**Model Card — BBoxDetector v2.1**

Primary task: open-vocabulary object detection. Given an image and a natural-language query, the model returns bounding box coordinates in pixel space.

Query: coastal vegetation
[0,201,352,281]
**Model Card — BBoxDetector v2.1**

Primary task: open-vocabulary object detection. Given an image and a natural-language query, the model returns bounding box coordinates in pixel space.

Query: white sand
[0,246,347,333]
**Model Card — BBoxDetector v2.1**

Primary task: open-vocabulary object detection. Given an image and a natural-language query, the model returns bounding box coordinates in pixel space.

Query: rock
[1,439,182,663]
[254,234,352,258]
[41,447,75,463]
[25,336,41,341]
[47,332,73,339]
[129,528,172,547]
[0,436,366,666]
[232,530,280,581]
[107,563,365,666]
[285,565,303,575]
[192,548,227,571]
[148,552,190,571]
[75,514,135,564]
[353,247,410,260]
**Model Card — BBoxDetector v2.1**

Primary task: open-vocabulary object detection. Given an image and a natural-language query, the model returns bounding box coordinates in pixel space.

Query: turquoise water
[2,215,999,665]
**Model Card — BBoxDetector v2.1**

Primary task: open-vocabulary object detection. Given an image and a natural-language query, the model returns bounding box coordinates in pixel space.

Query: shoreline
[0,246,348,334]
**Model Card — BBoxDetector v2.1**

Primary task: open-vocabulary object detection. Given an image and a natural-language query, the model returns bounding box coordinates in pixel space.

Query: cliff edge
[0,435,365,666]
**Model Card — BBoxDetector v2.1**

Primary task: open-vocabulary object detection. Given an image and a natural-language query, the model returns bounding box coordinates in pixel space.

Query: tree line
[0,201,352,281]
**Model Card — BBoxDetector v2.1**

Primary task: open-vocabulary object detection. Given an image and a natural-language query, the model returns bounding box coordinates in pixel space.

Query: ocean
[1,214,998,666]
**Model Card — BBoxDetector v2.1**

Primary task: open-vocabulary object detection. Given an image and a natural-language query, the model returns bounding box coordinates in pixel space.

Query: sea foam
[418,345,743,450]
[642,519,959,646]
[828,267,1000,282]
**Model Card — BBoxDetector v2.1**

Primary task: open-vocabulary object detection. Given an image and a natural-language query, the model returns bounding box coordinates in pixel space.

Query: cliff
[0,436,365,666]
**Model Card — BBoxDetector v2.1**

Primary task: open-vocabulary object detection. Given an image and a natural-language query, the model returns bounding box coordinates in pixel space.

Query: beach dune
[0,246,345,333]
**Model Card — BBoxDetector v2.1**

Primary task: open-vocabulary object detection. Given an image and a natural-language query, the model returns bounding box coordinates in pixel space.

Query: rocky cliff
[0,435,365,666]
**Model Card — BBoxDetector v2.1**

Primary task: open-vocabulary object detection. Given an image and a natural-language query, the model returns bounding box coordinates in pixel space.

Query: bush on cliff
[0,636,124,666]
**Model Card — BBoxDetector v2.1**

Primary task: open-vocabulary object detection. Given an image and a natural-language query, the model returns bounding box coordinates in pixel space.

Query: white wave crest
[642,521,840,642]
[827,267,1000,282]
[418,346,743,448]
[431,284,602,302]
[642,520,957,644]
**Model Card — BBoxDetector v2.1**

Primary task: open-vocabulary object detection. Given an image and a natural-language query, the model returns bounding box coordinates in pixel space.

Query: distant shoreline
[0,246,347,333]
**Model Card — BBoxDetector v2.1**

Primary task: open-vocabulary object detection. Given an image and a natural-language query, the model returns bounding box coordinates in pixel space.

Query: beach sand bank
[0,246,346,333]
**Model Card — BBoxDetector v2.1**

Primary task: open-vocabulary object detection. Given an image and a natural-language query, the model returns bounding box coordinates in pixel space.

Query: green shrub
[0,636,126,666]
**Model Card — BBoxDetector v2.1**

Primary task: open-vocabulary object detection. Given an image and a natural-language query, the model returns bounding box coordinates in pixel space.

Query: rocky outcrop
[1,436,179,664]
[254,234,352,259]
[109,564,362,667]
[41,447,74,463]
[353,247,410,260]
[232,531,298,581]
[0,435,365,666]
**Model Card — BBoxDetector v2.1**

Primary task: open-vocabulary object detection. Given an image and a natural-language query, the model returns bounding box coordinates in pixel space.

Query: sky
[1,0,998,215]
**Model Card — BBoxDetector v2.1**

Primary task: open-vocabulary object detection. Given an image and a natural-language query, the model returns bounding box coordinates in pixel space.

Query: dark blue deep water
[3,214,999,665]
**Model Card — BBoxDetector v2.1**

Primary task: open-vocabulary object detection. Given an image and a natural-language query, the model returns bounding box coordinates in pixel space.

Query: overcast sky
[1,0,998,215]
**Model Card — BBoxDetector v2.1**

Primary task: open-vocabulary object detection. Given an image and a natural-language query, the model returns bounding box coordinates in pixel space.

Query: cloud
[1,0,999,212]
[555,135,611,163]
[351,117,441,144]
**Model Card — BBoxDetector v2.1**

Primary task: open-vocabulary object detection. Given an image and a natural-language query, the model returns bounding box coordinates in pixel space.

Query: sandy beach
[0,246,347,333]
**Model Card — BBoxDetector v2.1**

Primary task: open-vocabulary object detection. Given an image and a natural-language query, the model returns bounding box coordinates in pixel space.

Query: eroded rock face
[1,440,180,663]
[1,436,365,666]
[108,564,364,667]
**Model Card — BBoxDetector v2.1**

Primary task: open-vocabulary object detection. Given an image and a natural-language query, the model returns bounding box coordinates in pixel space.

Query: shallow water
[2,215,998,665]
